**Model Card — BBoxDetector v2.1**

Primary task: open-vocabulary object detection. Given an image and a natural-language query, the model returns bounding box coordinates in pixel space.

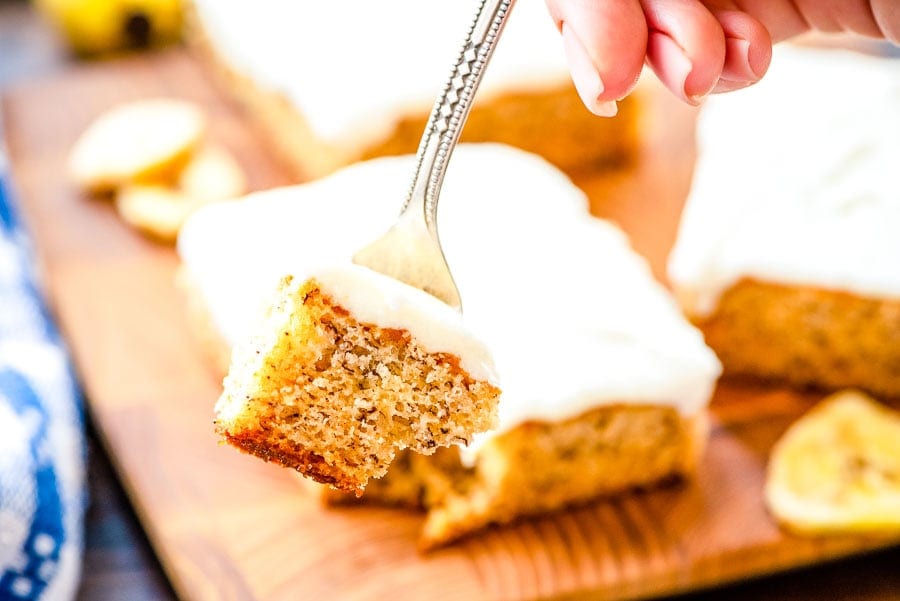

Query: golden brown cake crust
[316,450,426,508]
[222,430,362,494]
[694,278,900,399]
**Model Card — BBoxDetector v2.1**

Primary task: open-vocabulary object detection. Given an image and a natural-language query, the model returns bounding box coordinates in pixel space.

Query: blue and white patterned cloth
[0,151,85,599]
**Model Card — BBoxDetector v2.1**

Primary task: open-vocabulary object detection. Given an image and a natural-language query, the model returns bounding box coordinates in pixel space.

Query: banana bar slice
[215,267,501,495]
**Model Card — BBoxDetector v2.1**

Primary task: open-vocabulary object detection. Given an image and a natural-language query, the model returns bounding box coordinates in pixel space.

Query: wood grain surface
[4,47,899,601]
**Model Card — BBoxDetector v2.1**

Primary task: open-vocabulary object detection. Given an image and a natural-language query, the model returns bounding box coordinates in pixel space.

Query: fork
[352,0,517,312]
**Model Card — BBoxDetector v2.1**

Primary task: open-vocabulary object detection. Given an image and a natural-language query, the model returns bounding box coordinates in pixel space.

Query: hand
[545,0,900,115]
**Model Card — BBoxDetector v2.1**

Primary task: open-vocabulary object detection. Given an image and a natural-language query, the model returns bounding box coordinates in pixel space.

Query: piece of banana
[35,0,183,56]
[115,146,245,243]
[69,98,205,194]
[178,145,246,203]
[765,390,900,535]
[115,184,199,242]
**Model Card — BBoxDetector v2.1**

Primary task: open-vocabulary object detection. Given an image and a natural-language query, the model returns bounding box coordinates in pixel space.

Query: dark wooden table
[78,430,177,600]
[2,1,899,599]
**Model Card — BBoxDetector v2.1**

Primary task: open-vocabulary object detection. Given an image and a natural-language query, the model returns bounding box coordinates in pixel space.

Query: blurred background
[1,0,899,600]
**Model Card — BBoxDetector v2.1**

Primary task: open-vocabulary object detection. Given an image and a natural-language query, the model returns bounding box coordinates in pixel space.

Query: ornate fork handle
[353,0,516,311]
[401,0,517,234]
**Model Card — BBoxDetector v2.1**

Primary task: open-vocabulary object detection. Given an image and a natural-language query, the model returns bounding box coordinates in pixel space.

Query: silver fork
[352,0,517,312]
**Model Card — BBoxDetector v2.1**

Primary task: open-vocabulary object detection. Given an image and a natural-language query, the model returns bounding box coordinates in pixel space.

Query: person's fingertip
[562,22,618,116]
[647,31,714,105]
[684,60,719,103]
[551,0,647,108]
[594,100,619,117]
[714,10,772,80]
[712,78,756,94]
[872,0,900,44]
[748,38,772,79]
[727,35,771,82]
[686,94,705,105]
[721,37,757,83]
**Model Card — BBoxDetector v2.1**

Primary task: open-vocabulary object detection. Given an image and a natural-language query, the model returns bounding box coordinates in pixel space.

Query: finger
[545,0,648,116]
[711,10,772,93]
[868,0,900,43]
[641,0,726,104]
[711,0,810,42]
[789,0,885,38]
[712,0,893,44]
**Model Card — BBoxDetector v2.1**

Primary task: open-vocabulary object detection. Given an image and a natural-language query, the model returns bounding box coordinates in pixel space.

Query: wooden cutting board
[3,48,898,601]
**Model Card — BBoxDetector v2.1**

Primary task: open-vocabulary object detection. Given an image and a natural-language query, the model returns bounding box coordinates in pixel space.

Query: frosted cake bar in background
[185,0,640,180]
[669,47,900,398]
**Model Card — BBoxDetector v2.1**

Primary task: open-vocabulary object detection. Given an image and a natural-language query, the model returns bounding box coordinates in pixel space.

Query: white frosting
[668,47,900,317]
[190,0,569,145]
[179,144,721,442]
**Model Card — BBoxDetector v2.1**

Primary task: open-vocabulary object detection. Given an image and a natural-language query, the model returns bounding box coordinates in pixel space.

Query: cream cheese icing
[668,46,900,317]
[189,0,570,146]
[179,143,721,441]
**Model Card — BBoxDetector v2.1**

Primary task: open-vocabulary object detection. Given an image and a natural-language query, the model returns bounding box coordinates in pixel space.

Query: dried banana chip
[69,98,205,193]
[178,145,246,202]
[116,185,201,243]
[765,390,900,535]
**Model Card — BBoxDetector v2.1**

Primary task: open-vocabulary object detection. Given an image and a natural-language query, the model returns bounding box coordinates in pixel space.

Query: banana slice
[115,146,246,243]
[765,390,900,535]
[178,145,246,202]
[115,185,201,243]
[69,98,205,193]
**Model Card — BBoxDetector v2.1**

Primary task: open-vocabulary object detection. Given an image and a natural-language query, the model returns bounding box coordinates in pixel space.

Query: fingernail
[593,100,618,117]
[712,78,756,94]
[649,32,710,105]
[561,22,618,117]
[722,37,758,82]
